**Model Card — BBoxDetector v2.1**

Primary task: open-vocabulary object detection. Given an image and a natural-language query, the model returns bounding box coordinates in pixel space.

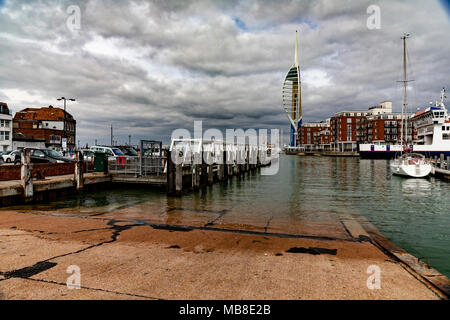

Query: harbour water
[6,154,450,278]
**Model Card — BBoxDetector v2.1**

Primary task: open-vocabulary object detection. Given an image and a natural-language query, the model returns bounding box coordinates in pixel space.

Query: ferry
[360,88,449,159]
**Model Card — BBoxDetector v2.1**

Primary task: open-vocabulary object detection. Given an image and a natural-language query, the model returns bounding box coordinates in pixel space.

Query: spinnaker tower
[282,30,302,147]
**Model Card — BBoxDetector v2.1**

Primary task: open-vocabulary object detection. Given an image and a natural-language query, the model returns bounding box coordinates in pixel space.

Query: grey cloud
[0,0,449,146]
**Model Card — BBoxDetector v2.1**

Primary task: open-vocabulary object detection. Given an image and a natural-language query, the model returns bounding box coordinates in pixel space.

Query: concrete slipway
[0,200,448,300]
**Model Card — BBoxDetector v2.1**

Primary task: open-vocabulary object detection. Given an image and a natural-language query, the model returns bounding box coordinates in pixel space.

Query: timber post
[21,149,33,200]
[74,151,84,190]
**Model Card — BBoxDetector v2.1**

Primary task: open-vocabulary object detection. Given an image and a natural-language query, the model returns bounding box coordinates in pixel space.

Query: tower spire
[294,30,299,67]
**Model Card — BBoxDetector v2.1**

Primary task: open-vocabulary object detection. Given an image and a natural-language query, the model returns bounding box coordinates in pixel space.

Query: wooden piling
[74,151,84,190]
[21,149,33,199]
[175,163,183,194]
[440,154,445,169]
[167,150,175,195]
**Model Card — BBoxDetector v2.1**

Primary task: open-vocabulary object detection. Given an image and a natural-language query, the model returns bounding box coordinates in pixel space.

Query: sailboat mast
[400,33,410,146]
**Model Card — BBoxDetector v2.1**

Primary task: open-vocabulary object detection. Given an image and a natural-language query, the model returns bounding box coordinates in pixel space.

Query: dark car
[29,149,74,163]
[116,146,138,157]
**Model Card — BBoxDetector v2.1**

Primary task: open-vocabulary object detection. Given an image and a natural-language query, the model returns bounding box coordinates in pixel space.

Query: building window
[347,125,352,141]
[50,135,61,143]
[347,118,352,123]
[0,120,10,128]
[0,131,9,141]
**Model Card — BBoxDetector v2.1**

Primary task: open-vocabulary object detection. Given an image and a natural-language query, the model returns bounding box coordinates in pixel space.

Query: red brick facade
[13,106,76,150]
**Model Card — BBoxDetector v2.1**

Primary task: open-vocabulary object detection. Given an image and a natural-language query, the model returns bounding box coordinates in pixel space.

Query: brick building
[13,106,76,151]
[298,120,331,151]
[357,113,415,144]
[296,101,417,151]
[330,110,371,152]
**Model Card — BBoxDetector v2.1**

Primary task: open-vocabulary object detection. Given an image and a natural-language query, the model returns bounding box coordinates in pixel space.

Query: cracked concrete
[0,210,446,300]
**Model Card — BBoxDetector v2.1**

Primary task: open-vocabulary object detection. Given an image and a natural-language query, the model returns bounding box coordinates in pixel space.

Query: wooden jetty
[0,140,273,205]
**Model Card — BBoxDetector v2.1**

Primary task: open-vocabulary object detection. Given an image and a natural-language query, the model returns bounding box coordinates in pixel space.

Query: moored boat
[359,33,448,160]
[390,153,432,178]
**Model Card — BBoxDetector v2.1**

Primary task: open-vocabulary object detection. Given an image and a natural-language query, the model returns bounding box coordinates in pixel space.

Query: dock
[0,140,272,205]
[430,153,450,181]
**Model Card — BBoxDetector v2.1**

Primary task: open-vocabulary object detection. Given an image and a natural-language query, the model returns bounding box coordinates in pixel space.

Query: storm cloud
[0,0,449,146]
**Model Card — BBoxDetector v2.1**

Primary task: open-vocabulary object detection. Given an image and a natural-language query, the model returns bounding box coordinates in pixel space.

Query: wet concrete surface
[0,209,445,300]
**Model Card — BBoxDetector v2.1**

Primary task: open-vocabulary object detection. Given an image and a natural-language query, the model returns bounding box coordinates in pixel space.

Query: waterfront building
[0,102,13,152]
[298,120,331,151]
[329,101,415,151]
[357,113,415,144]
[318,119,332,150]
[330,110,371,152]
[12,105,76,151]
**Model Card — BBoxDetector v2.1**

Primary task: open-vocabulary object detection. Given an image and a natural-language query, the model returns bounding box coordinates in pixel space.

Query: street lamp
[57,97,75,150]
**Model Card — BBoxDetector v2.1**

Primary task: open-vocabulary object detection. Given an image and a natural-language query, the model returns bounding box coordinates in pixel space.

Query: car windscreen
[112,148,124,156]
[43,150,64,158]
[124,148,138,156]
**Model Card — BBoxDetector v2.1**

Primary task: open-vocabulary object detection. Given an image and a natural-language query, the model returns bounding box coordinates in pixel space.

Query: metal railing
[109,156,166,177]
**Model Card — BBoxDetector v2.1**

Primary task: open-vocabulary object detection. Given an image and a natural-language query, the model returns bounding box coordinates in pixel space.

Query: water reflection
[400,178,432,197]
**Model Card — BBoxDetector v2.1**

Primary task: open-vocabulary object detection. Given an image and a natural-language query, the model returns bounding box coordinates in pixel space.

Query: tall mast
[400,33,410,146]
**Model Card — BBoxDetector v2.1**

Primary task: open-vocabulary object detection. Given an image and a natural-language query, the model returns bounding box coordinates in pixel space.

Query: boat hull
[360,150,450,159]
[390,161,432,178]
[359,144,450,159]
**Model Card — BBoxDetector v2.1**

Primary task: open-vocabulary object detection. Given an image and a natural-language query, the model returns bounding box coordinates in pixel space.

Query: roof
[13,106,74,121]
[412,106,442,118]
[0,102,10,115]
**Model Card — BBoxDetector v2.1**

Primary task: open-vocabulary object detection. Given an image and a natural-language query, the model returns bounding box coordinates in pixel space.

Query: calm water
[5,154,450,277]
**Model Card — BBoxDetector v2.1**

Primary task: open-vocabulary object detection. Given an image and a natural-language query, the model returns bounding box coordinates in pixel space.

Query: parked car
[80,149,95,161]
[90,146,125,160]
[116,146,138,157]
[29,149,74,163]
[2,150,20,163]
[143,148,161,157]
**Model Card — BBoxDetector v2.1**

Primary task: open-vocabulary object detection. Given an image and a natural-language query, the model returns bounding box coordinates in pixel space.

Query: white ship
[360,88,449,159]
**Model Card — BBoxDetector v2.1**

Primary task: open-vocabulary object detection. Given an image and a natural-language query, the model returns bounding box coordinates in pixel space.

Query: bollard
[21,149,33,199]
[74,151,84,190]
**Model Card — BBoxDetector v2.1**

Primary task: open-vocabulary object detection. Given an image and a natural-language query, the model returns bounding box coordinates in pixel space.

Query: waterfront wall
[0,162,80,181]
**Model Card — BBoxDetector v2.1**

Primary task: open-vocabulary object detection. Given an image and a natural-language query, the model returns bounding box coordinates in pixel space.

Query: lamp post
[57,97,75,150]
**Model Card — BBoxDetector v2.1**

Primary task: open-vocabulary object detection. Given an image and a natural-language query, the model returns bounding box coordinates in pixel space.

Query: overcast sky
[0,0,449,146]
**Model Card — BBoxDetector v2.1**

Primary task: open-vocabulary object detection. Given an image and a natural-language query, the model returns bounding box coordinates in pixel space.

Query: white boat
[390,153,431,178]
[390,34,432,178]
[359,34,449,160]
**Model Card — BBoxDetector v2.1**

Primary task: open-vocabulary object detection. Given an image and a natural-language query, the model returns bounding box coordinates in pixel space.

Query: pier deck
[0,206,447,300]
[0,173,111,199]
